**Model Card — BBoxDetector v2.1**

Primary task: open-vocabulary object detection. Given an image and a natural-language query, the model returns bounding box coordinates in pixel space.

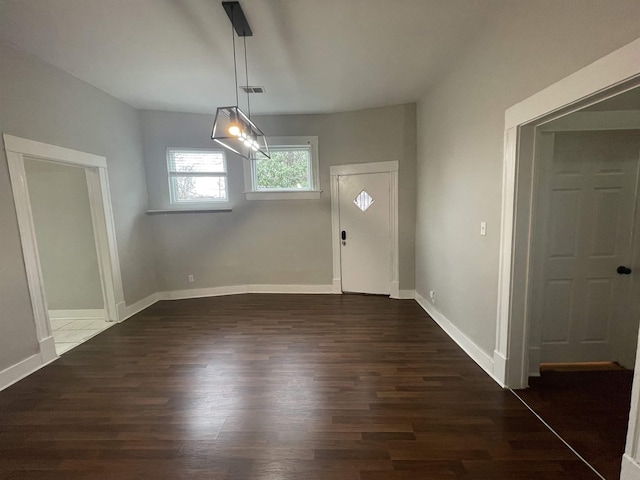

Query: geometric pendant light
[212,1,270,159]
[212,105,269,159]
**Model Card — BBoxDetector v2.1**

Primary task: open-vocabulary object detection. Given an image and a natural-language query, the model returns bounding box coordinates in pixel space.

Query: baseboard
[0,347,58,392]
[415,291,499,385]
[48,309,106,320]
[39,336,57,363]
[164,284,334,300]
[163,285,248,300]
[493,350,508,387]
[246,284,334,294]
[390,281,400,299]
[621,454,640,480]
[332,278,342,294]
[118,285,334,319]
[0,354,41,392]
[391,289,415,300]
[118,292,162,322]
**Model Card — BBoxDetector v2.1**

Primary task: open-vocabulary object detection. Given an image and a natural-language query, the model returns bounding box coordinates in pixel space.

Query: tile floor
[50,317,115,355]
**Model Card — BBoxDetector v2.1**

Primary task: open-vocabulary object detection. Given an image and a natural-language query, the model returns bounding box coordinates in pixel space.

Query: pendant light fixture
[212,1,269,160]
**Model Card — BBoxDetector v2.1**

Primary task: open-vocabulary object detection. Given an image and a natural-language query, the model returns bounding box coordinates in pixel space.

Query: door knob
[617,266,632,275]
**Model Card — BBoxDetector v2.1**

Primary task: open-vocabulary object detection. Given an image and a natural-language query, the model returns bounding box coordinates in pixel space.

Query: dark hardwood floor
[0,294,601,479]
[516,368,634,480]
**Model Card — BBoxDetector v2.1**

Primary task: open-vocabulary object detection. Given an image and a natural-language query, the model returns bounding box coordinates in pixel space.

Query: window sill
[245,190,322,201]
[146,208,232,215]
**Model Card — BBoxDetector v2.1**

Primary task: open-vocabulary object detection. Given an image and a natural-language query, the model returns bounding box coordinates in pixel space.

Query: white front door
[533,130,640,365]
[338,172,391,295]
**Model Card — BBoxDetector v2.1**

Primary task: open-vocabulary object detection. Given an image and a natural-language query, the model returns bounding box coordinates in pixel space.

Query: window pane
[171,176,227,202]
[255,148,311,190]
[169,150,225,173]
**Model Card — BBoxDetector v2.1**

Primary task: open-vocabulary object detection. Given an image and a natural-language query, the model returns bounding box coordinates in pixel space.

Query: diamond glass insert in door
[353,190,374,212]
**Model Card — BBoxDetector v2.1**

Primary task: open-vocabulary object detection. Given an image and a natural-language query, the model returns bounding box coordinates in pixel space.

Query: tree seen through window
[254,147,311,190]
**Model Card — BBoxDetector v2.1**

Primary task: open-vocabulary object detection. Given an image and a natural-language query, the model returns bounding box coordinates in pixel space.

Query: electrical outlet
[480,221,487,236]
[429,290,435,303]
[188,274,194,283]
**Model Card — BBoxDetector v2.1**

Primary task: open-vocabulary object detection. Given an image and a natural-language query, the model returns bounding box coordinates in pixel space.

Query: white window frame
[167,147,229,206]
[243,136,321,200]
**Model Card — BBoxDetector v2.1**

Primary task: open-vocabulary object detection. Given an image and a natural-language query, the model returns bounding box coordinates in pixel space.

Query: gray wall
[24,158,103,310]
[415,0,640,357]
[0,41,157,371]
[141,104,416,291]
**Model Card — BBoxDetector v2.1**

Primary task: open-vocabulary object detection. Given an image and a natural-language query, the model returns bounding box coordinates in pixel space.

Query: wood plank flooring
[516,368,634,480]
[0,294,602,479]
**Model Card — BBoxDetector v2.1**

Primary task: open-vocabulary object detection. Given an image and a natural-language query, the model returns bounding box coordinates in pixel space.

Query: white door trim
[495,36,640,479]
[330,161,399,297]
[504,38,640,130]
[4,134,125,364]
[496,37,640,389]
[4,135,107,169]
[539,110,640,132]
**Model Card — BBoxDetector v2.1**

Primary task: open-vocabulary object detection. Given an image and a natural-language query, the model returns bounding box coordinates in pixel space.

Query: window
[244,136,320,200]
[167,148,228,205]
[254,146,312,191]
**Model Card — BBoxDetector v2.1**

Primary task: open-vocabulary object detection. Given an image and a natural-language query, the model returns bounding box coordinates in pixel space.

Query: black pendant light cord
[243,35,251,119]
[231,7,239,107]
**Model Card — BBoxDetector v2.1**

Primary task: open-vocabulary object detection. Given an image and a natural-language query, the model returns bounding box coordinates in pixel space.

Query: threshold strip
[509,388,606,480]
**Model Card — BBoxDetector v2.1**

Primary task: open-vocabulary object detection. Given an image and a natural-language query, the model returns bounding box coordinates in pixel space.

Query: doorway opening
[23,157,116,355]
[515,88,640,478]
[495,38,640,479]
[4,135,125,363]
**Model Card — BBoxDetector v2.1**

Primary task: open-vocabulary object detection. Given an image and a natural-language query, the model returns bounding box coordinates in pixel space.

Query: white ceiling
[0,0,502,115]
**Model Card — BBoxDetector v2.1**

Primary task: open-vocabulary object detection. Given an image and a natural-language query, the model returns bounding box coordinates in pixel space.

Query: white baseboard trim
[415,291,500,385]
[118,292,163,322]
[332,278,342,294]
[49,309,106,320]
[163,285,246,300]
[39,336,57,363]
[398,289,415,300]
[493,350,508,388]
[116,301,126,317]
[493,349,529,389]
[164,284,334,300]
[0,347,58,392]
[117,285,335,320]
[390,281,400,299]
[0,354,41,392]
[622,454,640,480]
[247,284,333,294]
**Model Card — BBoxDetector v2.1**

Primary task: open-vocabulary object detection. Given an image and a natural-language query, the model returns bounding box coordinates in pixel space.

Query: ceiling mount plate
[222,1,253,37]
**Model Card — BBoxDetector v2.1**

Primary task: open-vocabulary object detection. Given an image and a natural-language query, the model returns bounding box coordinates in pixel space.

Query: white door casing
[330,161,399,298]
[4,134,125,364]
[495,38,640,390]
[495,37,640,480]
[530,131,640,368]
[339,172,391,295]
